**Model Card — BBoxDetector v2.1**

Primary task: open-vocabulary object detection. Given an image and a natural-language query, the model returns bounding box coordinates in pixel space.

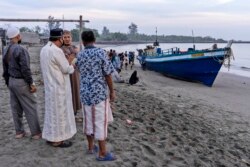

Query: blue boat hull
[142,55,225,86]
[137,41,233,86]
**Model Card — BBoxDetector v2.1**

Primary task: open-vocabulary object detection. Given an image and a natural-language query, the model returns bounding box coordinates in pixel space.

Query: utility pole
[79,15,83,50]
[62,15,64,29]
[0,16,90,49]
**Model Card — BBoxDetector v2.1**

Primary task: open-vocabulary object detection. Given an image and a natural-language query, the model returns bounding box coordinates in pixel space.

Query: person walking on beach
[111,50,121,73]
[2,27,41,139]
[62,30,82,122]
[124,54,129,70]
[130,52,135,70]
[119,52,124,70]
[40,28,76,148]
[108,49,113,60]
[76,30,116,161]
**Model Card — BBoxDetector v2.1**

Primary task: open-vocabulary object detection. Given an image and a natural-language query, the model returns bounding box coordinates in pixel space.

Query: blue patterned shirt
[76,46,114,106]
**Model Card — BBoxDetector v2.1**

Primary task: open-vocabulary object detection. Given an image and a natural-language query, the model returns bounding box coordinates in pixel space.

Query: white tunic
[40,41,76,142]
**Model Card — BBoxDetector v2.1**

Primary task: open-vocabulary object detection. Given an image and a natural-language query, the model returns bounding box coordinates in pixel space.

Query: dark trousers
[8,78,41,135]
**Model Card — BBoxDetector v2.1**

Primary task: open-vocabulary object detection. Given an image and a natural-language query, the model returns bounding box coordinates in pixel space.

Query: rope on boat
[223,47,235,71]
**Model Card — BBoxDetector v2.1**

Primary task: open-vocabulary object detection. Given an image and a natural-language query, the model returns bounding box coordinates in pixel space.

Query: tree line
[18,16,227,43]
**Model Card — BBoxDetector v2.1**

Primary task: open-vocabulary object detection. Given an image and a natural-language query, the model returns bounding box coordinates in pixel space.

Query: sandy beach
[0,46,250,167]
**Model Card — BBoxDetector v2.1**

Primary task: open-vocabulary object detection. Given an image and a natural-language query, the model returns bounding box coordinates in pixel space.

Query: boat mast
[156,27,157,43]
[192,29,195,50]
[154,27,159,46]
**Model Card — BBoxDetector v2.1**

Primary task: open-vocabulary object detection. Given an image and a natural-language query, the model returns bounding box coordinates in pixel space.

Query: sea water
[102,43,250,78]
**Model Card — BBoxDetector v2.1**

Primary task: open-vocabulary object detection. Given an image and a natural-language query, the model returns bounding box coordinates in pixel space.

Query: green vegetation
[96,23,227,43]
[19,20,230,43]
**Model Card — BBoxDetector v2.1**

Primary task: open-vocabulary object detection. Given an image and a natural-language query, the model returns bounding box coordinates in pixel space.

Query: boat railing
[161,47,227,56]
[140,44,229,57]
[142,47,189,56]
[161,47,181,55]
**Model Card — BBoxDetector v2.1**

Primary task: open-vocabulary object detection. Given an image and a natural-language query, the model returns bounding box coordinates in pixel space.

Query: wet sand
[0,46,250,167]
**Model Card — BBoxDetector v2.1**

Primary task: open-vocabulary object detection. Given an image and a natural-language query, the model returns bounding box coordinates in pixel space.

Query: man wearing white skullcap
[6,27,20,39]
[2,26,41,139]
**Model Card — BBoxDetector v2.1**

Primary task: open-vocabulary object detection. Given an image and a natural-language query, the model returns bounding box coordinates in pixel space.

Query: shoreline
[95,41,250,45]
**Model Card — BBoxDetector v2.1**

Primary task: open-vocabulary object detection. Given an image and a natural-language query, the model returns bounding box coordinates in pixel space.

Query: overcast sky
[0,0,249,40]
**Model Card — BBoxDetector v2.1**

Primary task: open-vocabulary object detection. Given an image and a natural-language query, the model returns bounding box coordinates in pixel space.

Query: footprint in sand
[146,126,156,133]
[160,136,167,141]
[37,148,55,158]
[165,151,175,156]
[165,156,187,166]
[149,117,156,121]
[141,143,157,156]
[156,120,167,127]
[133,117,144,123]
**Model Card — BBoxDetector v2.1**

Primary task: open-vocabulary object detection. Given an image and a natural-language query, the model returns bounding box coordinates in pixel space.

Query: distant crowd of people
[108,49,135,72]
[105,49,138,83]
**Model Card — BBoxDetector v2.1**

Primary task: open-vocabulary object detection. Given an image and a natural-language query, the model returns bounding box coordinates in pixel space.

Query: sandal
[47,141,73,148]
[31,133,42,140]
[96,152,116,161]
[86,144,99,154]
[15,132,26,139]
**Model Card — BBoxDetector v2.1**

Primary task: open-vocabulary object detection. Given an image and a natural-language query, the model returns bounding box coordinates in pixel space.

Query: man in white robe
[40,28,76,147]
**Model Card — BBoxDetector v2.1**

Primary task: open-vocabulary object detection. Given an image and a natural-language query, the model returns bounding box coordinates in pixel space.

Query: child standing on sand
[124,54,129,70]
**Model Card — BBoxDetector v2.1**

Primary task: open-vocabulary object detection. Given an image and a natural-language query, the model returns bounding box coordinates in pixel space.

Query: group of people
[108,50,135,72]
[106,49,137,84]
[2,27,116,161]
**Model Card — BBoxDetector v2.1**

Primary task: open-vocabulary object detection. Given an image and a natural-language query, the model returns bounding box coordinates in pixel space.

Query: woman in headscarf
[62,30,82,122]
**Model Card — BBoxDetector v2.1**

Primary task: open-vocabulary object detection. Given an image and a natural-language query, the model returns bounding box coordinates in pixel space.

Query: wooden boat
[137,41,234,86]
